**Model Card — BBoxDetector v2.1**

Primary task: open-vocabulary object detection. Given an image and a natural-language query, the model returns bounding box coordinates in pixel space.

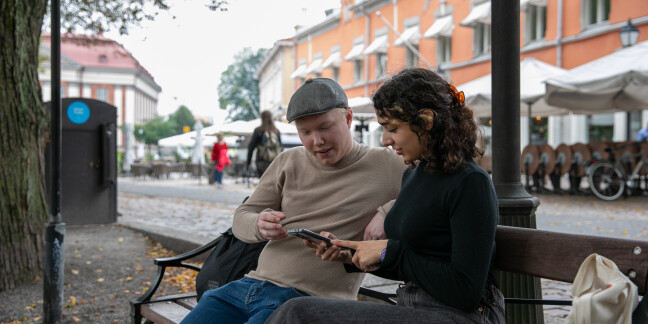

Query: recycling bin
[45,98,117,225]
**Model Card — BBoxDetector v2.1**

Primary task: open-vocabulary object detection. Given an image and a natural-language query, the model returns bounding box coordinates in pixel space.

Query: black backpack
[195,227,267,301]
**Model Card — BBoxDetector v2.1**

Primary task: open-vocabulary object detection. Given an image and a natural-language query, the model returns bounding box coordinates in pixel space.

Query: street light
[619,19,639,48]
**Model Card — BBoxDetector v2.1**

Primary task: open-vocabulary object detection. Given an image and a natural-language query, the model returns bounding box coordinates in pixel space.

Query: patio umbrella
[544,40,648,113]
[191,120,205,165]
[458,57,569,118]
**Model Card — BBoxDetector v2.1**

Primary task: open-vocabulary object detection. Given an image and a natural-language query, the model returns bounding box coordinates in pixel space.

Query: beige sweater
[233,141,405,299]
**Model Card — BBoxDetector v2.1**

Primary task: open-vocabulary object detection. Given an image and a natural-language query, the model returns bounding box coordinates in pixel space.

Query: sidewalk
[117,176,578,323]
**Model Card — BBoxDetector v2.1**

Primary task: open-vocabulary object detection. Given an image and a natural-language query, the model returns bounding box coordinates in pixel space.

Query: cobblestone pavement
[117,176,648,323]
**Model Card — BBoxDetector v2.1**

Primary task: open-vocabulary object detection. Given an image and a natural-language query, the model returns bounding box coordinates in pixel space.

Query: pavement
[115,175,647,323]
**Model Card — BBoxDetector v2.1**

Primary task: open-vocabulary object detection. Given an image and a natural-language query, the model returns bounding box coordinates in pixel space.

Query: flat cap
[286,78,348,122]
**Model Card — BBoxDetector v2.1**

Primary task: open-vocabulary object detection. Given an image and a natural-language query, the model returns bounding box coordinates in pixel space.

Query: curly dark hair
[372,68,482,173]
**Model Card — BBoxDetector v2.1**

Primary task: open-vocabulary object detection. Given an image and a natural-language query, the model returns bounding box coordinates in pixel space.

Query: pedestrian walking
[211,133,230,187]
[247,110,282,177]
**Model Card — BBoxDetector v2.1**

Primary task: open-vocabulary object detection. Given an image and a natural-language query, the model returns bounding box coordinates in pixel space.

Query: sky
[105,0,341,122]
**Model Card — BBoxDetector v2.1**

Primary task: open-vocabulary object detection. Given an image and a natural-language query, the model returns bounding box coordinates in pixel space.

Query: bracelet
[380,248,387,262]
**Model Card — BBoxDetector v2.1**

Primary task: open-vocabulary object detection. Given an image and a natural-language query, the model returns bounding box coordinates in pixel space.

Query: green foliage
[52,0,229,35]
[218,47,267,121]
[168,105,195,134]
[134,117,175,145]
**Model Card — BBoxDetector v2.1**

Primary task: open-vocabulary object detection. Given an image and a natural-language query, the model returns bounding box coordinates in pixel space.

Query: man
[637,122,648,142]
[180,78,405,323]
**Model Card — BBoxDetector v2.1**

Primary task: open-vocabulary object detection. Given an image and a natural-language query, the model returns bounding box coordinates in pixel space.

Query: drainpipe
[556,0,563,68]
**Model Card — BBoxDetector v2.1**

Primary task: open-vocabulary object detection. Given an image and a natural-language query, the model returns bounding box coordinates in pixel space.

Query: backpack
[256,131,281,163]
[195,227,267,301]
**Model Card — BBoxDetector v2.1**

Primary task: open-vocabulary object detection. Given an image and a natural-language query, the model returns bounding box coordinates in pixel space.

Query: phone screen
[287,228,332,246]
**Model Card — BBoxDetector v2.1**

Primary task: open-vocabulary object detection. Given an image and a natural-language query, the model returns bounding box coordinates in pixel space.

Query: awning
[344,43,365,61]
[394,26,420,47]
[423,15,454,39]
[363,35,389,55]
[290,64,307,79]
[322,52,341,68]
[304,58,323,75]
[520,0,547,11]
[460,1,491,27]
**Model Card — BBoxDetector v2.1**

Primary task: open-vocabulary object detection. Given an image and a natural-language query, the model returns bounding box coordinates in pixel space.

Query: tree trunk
[0,0,49,291]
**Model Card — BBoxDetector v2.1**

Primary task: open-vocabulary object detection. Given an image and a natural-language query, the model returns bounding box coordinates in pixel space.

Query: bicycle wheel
[588,162,625,201]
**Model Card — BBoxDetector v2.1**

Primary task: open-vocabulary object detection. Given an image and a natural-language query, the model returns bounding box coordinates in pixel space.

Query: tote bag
[566,253,639,324]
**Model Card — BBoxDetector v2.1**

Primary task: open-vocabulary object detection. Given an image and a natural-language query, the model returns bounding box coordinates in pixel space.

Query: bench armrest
[154,236,222,267]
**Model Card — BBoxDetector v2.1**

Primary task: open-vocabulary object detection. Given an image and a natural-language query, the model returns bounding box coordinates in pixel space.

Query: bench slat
[176,297,198,310]
[141,301,191,324]
[495,226,648,295]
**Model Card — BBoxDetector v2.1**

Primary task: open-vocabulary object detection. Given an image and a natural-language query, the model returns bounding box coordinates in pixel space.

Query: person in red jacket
[211,133,230,187]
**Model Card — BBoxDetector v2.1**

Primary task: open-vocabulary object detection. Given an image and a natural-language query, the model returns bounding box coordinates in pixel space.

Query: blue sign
[67,101,90,124]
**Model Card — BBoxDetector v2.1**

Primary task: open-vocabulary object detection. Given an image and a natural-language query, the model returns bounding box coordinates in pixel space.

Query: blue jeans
[180,277,309,324]
[214,169,223,184]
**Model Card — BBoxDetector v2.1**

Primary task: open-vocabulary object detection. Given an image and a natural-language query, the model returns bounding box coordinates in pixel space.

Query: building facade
[40,33,162,151]
[256,39,295,120]
[276,0,648,149]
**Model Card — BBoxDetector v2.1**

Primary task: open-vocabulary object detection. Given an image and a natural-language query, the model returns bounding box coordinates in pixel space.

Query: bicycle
[587,144,648,201]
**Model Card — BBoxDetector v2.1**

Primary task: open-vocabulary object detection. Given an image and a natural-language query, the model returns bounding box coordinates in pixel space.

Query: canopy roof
[423,15,454,39]
[545,40,648,113]
[457,58,569,117]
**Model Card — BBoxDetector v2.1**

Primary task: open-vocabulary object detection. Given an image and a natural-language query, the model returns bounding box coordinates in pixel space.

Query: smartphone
[287,228,333,246]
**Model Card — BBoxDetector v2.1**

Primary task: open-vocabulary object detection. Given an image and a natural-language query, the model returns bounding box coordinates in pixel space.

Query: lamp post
[620,19,639,140]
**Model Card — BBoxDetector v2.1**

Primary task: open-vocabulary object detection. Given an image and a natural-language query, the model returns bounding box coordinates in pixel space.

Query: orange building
[272,0,648,148]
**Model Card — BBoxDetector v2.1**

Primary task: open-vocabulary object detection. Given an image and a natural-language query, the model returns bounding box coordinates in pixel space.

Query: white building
[39,33,162,151]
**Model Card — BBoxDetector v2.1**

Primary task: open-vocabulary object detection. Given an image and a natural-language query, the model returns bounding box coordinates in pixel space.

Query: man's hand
[257,211,288,240]
[363,212,387,241]
[302,232,353,264]
[332,239,387,272]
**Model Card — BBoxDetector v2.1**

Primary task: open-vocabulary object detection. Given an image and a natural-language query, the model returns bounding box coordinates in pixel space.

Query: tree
[133,117,177,145]
[168,105,195,134]
[0,0,227,291]
[218,47,267,121]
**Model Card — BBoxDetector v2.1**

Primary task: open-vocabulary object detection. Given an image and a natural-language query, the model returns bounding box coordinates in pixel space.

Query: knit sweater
[233,141,405,299]
[378,160,499,313]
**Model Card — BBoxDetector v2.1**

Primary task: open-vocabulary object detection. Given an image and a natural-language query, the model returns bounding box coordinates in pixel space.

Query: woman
[211,133,230,187]
[247,110,282,177]
[267,68,503,323]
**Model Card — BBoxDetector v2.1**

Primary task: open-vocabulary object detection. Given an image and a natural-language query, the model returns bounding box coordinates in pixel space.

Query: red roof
[42,32,156,82]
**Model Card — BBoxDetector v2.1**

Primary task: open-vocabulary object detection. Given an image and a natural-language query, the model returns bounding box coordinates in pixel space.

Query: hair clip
[448,84,465,104]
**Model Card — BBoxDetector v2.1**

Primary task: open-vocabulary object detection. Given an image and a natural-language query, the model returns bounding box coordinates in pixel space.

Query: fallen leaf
[97,278,104,283]
[118,237,124,243]
[98,248,103,252]
[125,276,133,282]
[95,269,102,273]
[86,261,92,265]
[95,312,101,316]
[623,231,628,235]
[72,316,80,322]
[71,269,79,275]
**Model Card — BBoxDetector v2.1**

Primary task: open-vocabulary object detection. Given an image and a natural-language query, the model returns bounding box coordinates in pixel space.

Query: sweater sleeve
[211,143,219,163]
[379,171,498,313]
[232,154,284,243]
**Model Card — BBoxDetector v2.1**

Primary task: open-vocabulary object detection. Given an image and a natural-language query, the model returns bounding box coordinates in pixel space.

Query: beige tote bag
[566,253,639,324]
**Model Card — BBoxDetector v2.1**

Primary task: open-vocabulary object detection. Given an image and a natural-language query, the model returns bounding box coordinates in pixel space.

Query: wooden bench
[130,225,648,323]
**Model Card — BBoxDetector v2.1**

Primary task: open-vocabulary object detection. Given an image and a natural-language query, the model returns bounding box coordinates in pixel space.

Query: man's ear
[345,107,353,128]
[420,109,436,130]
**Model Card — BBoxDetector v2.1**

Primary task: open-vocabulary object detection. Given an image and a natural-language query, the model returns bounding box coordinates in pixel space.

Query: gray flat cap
[286,78,348,122]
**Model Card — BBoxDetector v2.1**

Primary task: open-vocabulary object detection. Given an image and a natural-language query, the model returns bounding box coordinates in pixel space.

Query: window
[376,53,387,78]
[60,85,66,97]
[96,87,109,102]
[525,5,546,43]
[354,60,363,83]
[473,23,490,57]
[582,0,610,26]
[405,46,419,68]
[332,67,340,82]
[436,36,451,64]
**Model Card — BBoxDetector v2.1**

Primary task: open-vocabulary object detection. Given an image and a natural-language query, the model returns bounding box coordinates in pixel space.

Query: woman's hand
[302,232,352,264]
[363,212,387,240]
[332,239,388,272]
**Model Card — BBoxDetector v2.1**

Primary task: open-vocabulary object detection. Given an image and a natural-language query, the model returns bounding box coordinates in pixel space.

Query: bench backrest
[494,225,648,295]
